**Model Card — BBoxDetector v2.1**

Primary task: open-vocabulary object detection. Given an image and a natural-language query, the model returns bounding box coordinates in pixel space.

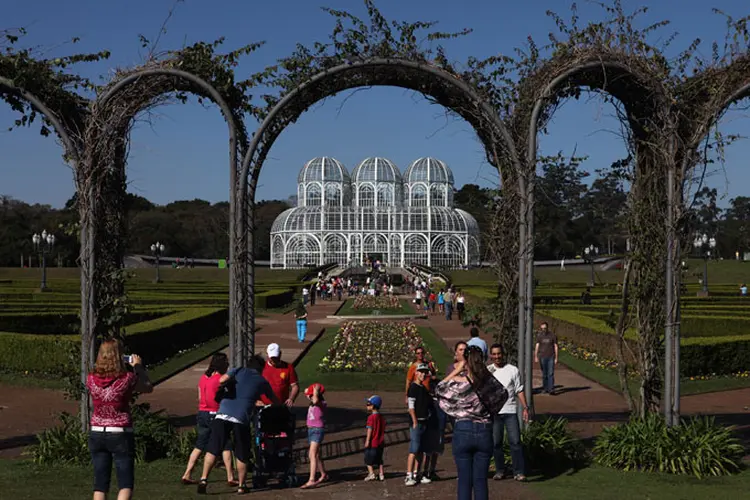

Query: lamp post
[693,234,716,295]
[583,245,599,287]
[150,242,165,283]
[32,230,55,290]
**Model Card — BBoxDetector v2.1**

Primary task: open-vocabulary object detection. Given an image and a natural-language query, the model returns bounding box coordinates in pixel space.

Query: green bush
[28,412,89,465]
[171,428,199,462]
[594,414,744,478]
[131,403,177,463]
[522,417,587,472]
[255,288,294,309]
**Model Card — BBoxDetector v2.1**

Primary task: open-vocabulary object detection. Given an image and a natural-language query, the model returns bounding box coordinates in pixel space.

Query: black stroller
[252,405,298,488]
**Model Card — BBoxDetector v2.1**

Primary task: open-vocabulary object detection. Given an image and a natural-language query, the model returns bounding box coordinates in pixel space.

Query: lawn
[295,325,453,392]
[335,297,415,316]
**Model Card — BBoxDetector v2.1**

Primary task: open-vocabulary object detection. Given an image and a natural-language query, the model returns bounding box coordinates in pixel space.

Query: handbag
[472,375,509,415]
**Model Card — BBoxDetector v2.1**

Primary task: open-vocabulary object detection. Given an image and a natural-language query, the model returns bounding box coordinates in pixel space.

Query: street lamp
[150,242,165,283]
[32,230,55,290]
[583,244,599,287]
[693,233,716,294]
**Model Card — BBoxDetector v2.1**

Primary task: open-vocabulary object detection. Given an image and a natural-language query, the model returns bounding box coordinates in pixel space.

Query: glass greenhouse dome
[270,156,481,269]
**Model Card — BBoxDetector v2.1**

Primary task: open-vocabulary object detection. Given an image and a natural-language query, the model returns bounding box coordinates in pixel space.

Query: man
[534,322,558,395]
[405,364,434,486]
[405,346,433,396]
[443,288,454,320]
[466,326,487,358]
[198,355,280,494]
[488,344,529,482]
[260,343,300,407]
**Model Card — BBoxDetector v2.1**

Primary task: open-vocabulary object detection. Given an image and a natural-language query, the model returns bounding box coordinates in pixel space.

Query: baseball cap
[266,343,280,358]
[304,383,325,397]
[366,395,382,408]
[416,363,431,372]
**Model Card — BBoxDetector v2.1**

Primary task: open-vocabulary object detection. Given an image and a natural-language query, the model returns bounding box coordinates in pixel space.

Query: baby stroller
[252,405,297,488]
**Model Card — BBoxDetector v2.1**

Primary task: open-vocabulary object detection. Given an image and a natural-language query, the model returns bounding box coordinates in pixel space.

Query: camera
[122,355,133,364]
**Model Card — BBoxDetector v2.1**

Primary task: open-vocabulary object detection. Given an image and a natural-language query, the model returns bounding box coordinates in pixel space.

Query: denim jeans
[296,319,307,342]
[89,431,135,493]
[540,357,555,393]
[445,302,453,320]
[492,413,525,476]
[452,420,492,500]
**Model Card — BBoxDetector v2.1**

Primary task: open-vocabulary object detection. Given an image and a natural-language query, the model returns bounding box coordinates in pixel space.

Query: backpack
[472,375,509,415]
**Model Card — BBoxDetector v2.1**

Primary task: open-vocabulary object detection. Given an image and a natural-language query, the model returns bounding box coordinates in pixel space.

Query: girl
[295,302,308,343]
[182,353,236,486]
[437,289,445,314]
[301,383,328,489]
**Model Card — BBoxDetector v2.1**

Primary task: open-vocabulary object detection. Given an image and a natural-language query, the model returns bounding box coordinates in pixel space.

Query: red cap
[304,383,325,397]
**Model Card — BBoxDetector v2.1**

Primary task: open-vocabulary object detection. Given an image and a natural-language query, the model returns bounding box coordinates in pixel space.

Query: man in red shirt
[260,343,299,407]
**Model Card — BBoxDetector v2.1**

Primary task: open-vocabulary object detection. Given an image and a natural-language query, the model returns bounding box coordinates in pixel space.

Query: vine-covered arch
[234,57,522,362]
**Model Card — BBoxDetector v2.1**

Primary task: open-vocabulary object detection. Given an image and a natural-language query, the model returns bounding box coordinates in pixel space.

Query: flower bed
[318,321,433,372]
[351,294,401,310]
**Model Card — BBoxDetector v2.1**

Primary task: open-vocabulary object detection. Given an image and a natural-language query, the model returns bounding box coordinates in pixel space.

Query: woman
[456,290,466,321]
[181,353,236,486]
[86,339,153,500]
[445,341,467,375]
[435,347,493,500]
[295,302,308,343]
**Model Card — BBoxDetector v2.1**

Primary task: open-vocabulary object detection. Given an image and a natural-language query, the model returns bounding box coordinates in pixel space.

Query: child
[364,395,386,481]
[301,383,328,489]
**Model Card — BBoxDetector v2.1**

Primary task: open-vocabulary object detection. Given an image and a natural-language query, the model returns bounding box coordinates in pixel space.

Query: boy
[364,395,386,481]
[405,364,433,486]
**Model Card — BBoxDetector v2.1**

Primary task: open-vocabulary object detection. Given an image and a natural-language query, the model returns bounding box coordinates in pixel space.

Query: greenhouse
[270,156,481,269]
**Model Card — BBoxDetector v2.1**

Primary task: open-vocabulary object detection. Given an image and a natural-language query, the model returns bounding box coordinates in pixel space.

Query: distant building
[270,157,480,269]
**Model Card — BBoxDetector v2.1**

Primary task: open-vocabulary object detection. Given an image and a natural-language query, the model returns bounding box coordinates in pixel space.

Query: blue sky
[1,0,748,208]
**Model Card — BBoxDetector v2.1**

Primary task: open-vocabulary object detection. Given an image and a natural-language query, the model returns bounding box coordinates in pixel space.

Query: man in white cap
[260,343,299,408]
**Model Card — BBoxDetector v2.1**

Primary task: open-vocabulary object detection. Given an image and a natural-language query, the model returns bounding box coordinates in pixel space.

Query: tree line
[1,157,748,267]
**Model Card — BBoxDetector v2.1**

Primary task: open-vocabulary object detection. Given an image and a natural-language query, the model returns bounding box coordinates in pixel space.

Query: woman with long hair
[181,353,237,486]
[435,346,493,500]
[87,339,153,500]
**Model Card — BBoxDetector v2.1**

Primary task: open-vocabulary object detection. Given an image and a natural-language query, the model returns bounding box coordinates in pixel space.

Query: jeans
[492,414,525,476]
[452,420,492,500]
[296,319,307,342]
[89,431,135,493]
[445,303,453,320]
[540,357,555,393]
[408,422,427,454]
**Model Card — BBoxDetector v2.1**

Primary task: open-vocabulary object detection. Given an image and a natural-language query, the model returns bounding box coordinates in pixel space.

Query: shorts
[364,446,385,466]
[408,422,428,454]
[195,411,233,452]
[207,418,252,464]
[308,427,325,444]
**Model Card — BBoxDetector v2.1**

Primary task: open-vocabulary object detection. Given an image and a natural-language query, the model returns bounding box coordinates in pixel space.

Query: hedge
[256,288,295,309]
[0,312,167,335]
[537,310,750,376]
[0,307,228,376]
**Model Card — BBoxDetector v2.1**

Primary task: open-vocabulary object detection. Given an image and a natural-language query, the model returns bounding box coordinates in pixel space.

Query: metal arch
[523,59,663,423]
[93,68,243,366]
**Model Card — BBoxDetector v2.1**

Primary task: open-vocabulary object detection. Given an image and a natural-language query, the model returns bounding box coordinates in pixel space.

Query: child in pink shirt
[301,383,328,489]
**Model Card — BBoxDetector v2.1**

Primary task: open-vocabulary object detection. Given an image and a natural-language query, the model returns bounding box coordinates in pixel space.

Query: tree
[579,158,630,255]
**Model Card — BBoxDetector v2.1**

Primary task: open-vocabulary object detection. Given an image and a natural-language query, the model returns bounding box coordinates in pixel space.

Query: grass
[335,298,415,316]
[295,325,453,392]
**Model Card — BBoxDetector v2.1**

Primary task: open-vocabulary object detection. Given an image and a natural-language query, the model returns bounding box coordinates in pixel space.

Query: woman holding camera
[86,339,153,500]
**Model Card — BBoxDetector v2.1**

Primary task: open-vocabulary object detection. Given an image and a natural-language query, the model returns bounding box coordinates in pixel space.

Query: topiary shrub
[594,413,745,478]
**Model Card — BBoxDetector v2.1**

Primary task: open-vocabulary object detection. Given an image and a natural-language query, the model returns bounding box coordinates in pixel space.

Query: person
[434,347,493,500]
[437,289,445,314]
[405,364,434,486]
[197,355,279,495]
[405,346,433,398]
[487,344,529,482]
[444,288,454,320]
[309,283,316,306]
[295,302,308,343]
[455,290,466,320]
[446,341,467,374]
[534,322,559,395]
[302,286,310,305]
[741,283,748,297]
[182,353,236,486]
[466,327,488,358]
[86,339,153,500]
[363,395,386,482]
[260,343,300,407]
[301,383,328,488]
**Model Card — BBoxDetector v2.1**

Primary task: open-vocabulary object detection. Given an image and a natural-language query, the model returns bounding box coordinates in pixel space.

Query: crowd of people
[83,291,560,500]
[411,279,467,320]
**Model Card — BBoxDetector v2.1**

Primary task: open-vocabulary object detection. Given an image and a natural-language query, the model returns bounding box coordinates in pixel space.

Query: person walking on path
[444,288,454,320]
[181,353,236,486]
[363,395,386,482]
[534,322,559,395]
[295,302,308,343]
[87,340,153,500]
[487,344,528,482]
[260,343,300,407]
[434,347,493,500]
[197,355,279,495]
[455,290,466,321]
[466,327,487,359]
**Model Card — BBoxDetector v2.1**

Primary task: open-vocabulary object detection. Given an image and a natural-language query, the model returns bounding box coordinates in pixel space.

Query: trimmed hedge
[256,288,295,309]
[538,310,750,377]
[0,312,167,335]
[0,307,228,376]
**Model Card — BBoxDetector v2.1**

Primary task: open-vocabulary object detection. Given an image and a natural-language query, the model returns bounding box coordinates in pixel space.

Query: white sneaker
[364,473,377,482]
[379,473,385,481]
[405,476,417,486]
[420,475,432,484]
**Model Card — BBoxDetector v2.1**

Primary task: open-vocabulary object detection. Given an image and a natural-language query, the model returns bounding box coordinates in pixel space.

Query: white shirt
[487,363,524,414]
